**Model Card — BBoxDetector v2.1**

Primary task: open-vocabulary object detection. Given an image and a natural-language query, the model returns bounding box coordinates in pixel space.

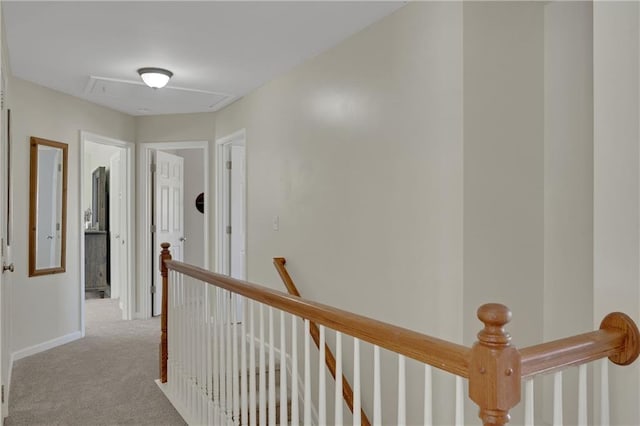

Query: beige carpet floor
[5,299,186,426]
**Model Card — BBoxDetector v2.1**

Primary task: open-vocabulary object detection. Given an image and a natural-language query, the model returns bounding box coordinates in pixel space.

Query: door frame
[215,129,247,276]
[79,131,135,332]
[137,140,209,319]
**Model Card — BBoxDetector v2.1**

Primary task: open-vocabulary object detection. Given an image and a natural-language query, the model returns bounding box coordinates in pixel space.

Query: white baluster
[553,371,563,426]
[373,346,381,426]
[184,275,189,409]
[188,278,194,412]
[291,316,299,426]
[227,292,233,416]
[423,365,432,426]
[353,338,361,426]
[233,293,240,424]
[304,320,311,425]
[455,375,464,426]
[206,285,213,422]
[167,271,173,389]
[268,308,276,426]
[196,281,202,423]
[524,378,534,426]
[177,271,181,389]
[201,283,207,423]
[578,364,587,426]
[259,304,266,426]
[318,325,326,425]
[241,297,248,426]
[213,288,220,406]
[398,355,406,426]
[600,358,610,426]
[335,332,343,426]
[280,312,287,426]
[184,275,189,410]
[249,301,257,426]
[219,290,227,415]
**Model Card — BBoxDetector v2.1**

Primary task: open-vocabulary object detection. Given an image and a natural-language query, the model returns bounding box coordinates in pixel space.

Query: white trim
[11,331,82,361]
[155,380,197,425]
[215,129,247,276]
[79,131,136,333]
[4,353,12,418]
[137,140,210,319]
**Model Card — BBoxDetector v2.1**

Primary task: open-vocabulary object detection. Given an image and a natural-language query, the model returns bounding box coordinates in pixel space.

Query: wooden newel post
[159,242,172,383]
[469,304,521,426]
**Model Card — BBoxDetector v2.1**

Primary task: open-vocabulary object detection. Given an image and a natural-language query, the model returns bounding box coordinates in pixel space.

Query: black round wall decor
[195,193,205,214]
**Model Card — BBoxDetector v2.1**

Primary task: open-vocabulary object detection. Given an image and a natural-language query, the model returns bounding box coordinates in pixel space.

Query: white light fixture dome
[137,67,173,89]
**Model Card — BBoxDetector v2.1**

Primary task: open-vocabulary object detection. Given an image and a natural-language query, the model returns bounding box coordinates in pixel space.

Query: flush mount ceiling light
[137,67,173,89]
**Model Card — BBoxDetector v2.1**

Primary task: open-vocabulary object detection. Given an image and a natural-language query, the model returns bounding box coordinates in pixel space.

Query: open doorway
[138,141,209,318]
[80,132,135,330]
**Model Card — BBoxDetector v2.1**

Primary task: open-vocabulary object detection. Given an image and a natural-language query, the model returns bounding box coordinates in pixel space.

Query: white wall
[543,3,594,424]
[215,3,464,424]
[175,148,204,268]
[8,76,135,354]
[463,1,545,348]
[594,2,640,424]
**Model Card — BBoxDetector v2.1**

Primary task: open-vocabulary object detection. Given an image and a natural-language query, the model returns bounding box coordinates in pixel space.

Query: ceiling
[3,1,405,116]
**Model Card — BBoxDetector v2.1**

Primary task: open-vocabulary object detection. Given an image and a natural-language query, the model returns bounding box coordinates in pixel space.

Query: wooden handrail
[164,258,471,377]
[159,243,640,426]
[273,257,371,426]
[520,311,640,378]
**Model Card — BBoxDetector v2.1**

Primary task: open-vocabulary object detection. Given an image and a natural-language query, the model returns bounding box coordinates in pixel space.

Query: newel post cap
[477,303,512,346]
[159,242,172,276]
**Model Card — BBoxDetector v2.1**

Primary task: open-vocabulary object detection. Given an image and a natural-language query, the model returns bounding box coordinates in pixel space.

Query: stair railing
[273,257,371,426]
[158,243,640,426]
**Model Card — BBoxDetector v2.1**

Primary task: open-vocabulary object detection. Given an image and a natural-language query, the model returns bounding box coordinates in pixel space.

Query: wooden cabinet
[85,231,110,297]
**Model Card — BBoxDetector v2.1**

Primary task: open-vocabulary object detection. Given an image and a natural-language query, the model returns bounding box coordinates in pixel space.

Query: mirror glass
[29,137,68,276]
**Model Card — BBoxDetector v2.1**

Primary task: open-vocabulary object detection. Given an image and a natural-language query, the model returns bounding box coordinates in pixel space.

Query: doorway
[215,129,246,280]
[80,132,135,330]
[138,141,209,318]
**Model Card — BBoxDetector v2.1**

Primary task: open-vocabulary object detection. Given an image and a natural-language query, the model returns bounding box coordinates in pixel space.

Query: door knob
[3,263,14,273]
[179,236,187,242]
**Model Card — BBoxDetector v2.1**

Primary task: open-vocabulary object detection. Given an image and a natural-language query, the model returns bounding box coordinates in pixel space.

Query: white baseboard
[11,331,83,361]
[155,380,195,425]
[4,352,14,418]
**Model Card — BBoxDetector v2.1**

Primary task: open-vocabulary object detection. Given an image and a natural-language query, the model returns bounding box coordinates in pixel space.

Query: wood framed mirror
[29,137,68,276]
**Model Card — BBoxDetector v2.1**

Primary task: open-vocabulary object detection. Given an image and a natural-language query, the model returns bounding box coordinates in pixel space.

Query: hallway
[6,299,185,425]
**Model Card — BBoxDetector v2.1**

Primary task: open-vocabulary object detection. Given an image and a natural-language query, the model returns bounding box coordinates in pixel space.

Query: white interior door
[109,152,121,302]
[229,145,246,280]
[153,150,184,316]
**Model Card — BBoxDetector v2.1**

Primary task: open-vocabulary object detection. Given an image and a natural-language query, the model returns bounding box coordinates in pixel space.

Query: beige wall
[135,112,214,144]
[543,3,594,424]
[463,1,545,349]
[216,0,464,340]
[594,2,640,424]
[8,77,135,353]
[216,3,464,423]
